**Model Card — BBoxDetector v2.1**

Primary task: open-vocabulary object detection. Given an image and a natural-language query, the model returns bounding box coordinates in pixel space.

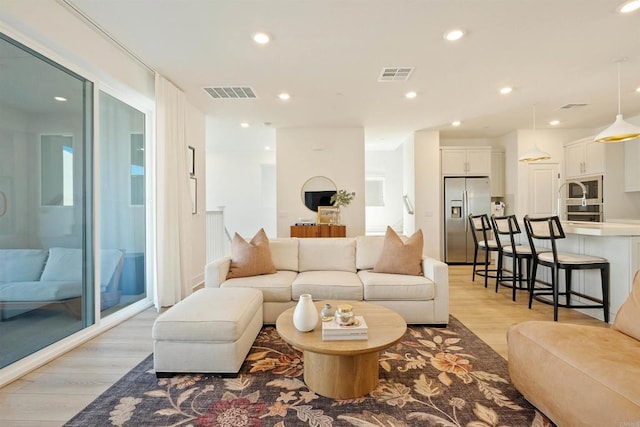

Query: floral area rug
[64,316,550,427]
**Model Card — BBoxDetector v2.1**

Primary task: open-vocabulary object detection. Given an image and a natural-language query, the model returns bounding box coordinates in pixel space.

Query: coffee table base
[303,350,379,399]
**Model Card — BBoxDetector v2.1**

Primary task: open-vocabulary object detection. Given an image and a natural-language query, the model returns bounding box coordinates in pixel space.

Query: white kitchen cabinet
[624,140,640,192]
[564,138,605,178]
[441,147,491,176]
[490,150,505,197]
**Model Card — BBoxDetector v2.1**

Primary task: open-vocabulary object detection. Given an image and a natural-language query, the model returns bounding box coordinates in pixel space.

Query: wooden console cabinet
[290,224,346,238]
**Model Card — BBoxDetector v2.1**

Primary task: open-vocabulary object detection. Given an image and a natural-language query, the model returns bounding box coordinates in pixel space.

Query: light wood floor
[0,265,608,426]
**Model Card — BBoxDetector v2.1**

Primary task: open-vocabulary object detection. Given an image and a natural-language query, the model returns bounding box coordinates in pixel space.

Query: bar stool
[468,213,500,288]
[490,214,530,301]
[523,215,609,322]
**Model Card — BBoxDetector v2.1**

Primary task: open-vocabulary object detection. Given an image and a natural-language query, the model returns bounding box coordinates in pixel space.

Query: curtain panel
[154,73,192,308]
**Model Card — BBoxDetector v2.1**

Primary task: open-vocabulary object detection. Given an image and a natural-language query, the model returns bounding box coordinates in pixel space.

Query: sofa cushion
[373,227,423,276]
[40,247,82,282]
[221,270,296,302]
[269,238,299,272]
[355,235,386,270]
[227,228,277,279]
[0,280,82,301]
[358,270,434,301]
[0,249,48,282]
[613,269,640,341]
[292,270,363,300]
[298,238,356,272]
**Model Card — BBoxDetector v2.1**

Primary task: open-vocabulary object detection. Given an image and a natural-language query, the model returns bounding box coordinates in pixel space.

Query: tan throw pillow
[612,269,640,341]
[372,226,423,276]
[226,228,277,279]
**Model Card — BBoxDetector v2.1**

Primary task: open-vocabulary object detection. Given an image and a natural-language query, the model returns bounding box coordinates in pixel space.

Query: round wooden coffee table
[275,301,406,399]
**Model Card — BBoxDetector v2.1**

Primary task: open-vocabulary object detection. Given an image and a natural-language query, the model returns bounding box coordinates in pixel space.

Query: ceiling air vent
[378,67,414,82]
[560,103,588,109]
[204,86,257,99]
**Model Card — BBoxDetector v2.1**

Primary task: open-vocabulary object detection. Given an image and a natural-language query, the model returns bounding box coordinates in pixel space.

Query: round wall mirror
[301,176,336,212]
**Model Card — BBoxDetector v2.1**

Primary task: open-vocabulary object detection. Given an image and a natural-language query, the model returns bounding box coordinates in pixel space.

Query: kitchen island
[534,221,640,323]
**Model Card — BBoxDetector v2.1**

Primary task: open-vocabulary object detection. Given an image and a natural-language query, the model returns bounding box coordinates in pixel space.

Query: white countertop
[561,221,640,237]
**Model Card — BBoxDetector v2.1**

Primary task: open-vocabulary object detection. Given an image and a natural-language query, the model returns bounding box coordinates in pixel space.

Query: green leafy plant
[331,189,355,207]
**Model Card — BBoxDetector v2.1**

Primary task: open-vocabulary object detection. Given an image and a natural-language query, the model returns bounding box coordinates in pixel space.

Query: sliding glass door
[0,33,94,368]
[99,92,147,315]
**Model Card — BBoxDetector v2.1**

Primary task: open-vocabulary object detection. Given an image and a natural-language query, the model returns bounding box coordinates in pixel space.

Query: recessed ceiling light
[499,86,513,95]
[264,146,271,151]
[278,92,290,100]
[253,32,270,44]
[444,29,465,41]
[636,86,640,92]
[452,120,461,127]
[54,96,67,102]
[549,120,560,126]
[240,122,249,128]
[405,91,417,99]
[619,0,640,13]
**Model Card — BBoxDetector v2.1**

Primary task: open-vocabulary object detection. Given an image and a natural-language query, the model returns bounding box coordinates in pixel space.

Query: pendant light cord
[617,62,622,115]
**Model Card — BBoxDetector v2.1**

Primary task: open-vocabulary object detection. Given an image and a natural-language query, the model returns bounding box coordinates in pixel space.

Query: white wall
[411,130,441,260]
[365,146,403,234]
[206,118,276,238]
[186,103,206,286]
[276,127,365,237]
[401,135,416,237]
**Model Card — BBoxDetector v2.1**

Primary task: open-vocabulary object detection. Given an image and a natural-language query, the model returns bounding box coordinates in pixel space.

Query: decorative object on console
[226,228,276,279]
[292,293,318,332]
[317,206,339,224]
[330,189,355,224]
[373,226,423,276]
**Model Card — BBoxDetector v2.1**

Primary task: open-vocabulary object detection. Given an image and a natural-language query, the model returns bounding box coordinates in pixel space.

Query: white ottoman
[152,287,263,376]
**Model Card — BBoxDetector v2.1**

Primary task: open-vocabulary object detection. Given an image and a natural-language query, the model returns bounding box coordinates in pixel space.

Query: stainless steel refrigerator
[444,176,491,264]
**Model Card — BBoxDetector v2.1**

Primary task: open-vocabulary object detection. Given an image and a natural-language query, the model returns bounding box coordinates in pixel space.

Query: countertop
[561,221,640,237]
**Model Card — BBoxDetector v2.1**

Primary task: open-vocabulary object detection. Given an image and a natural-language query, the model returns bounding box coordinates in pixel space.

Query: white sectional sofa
[204,236,449,325]
[0,247,124,320]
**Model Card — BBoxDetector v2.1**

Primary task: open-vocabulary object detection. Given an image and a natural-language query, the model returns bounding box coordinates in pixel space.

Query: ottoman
[152,287,263,376]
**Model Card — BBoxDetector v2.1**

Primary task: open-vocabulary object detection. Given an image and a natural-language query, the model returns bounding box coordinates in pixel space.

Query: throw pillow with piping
[372,226,423,276]
[226,228,277,279]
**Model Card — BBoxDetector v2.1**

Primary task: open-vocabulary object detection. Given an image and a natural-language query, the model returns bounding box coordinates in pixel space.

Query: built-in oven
[564,175,603,222]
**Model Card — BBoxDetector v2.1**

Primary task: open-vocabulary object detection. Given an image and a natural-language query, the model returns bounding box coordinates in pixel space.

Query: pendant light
[519,105,551,162]
[594,61,640,143]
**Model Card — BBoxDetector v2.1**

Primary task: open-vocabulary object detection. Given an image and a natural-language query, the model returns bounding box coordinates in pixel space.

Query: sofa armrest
[204,257,231,288]
[422,256,449,324]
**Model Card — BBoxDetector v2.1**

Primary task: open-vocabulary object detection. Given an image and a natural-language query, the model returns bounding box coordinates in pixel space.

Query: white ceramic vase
[293,294,318,332]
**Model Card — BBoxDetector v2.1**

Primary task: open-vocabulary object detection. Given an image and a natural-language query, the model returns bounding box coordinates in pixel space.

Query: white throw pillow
[40,247,82,282]
[0,249,48,282]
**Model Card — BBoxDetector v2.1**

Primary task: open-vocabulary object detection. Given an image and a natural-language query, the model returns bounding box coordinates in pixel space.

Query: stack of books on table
[322,315,368,341]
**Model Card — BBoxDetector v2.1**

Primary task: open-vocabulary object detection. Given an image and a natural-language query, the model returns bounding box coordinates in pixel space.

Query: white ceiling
[68,0,640,150]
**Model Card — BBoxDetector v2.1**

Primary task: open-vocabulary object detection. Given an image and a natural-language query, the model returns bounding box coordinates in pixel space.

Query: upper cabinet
[441,147,491,176]
[624,140,640,192]
[490,149,505,197]
[564,138,605,178]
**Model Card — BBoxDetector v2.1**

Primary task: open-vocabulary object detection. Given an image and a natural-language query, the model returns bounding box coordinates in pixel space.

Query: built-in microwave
[566,175,603,205]
[564,175,603,222]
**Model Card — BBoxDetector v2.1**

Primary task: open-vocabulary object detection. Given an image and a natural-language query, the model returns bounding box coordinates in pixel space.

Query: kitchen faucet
[556,181,587,221]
